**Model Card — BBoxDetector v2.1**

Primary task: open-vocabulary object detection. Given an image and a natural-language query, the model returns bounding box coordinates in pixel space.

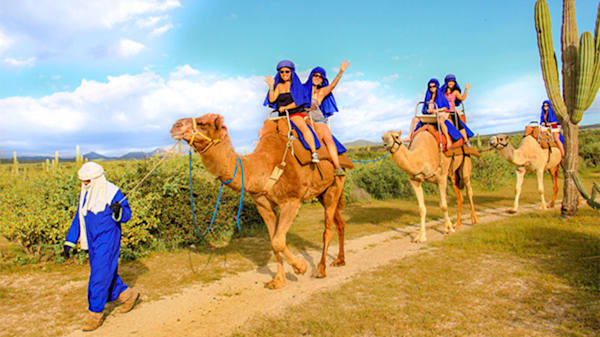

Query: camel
[489,134,561,213]
[382,129,478,243]
[170,114,348,289]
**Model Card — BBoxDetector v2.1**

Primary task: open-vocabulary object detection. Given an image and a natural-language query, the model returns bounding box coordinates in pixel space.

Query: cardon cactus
[535,0,600,124]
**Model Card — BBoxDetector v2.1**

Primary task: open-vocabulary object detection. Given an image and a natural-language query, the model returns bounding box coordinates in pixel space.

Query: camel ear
[214,115,224,130]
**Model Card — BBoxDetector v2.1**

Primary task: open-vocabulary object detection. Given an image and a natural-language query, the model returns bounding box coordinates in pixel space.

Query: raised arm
[318,60,349,98]
[265,76,279,103]
[454,83,470,101]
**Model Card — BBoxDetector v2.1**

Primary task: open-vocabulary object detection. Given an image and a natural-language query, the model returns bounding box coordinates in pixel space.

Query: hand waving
[265,76,275,88]
[340,59,350,72]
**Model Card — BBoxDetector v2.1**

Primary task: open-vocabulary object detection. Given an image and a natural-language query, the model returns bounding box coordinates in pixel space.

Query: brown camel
[489,134,561,213]
[382,129,478,242]
[170,114,348,289]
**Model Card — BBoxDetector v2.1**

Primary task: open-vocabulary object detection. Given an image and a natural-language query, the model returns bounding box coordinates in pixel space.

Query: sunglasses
[429,85,436,88]
[279,70,291,74]
[313,73,323,78]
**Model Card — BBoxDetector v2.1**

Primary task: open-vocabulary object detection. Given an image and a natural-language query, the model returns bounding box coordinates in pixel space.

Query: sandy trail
[65,204,539,337]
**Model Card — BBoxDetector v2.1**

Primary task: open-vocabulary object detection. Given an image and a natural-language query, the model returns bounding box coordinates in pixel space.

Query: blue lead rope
[188,151,244,239]
[350,153,389,163]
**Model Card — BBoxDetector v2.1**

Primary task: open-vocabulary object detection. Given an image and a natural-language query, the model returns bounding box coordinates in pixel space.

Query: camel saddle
[524,125,558,149]
[413,124,480,158]
[265,118,354,170]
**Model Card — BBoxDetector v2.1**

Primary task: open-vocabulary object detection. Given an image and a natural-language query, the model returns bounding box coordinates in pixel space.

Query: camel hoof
[471,215,479,225]
[539,205,547,211]
[413,236,427,243]
[316,263,327,278]
[292,258,307,275]
[506,209,517,214]
[330,259,345,267]
[264,279,285,290]
[548,202,555,208]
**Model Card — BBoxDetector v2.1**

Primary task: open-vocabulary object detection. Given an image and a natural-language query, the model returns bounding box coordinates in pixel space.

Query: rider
[303,60,349,176]
[540,100,565,156]
[440,74,474,145]
[264,60,319,163]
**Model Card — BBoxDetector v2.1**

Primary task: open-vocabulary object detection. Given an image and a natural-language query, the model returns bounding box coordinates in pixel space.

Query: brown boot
[118,288,140,313]
[82,311,103,332]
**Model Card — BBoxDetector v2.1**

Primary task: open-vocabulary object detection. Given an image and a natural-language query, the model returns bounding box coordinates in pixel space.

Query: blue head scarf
[422,78,449,113]
[440,74,463,107]
[263,60,309,110]
[540,100,559,124]
[303,66,339,118]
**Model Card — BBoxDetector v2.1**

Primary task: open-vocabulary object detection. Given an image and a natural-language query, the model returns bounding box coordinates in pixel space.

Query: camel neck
[498,141,518,165]
[392,143,425,176]
[200,142,245,192]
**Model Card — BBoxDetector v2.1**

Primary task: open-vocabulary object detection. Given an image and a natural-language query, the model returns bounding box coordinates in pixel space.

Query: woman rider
[303,60,349,176]
[264,60,319,163]
[540,100,565,156]
[408,78,461,147]
[440,74,474,145]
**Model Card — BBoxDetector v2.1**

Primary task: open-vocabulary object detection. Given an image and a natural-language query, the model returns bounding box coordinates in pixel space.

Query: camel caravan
[169,60,567,289]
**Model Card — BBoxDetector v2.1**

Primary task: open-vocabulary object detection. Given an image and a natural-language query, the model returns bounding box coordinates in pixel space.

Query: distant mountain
[83,152,110,160]
[344,139,382,147]
[119,151,150,159]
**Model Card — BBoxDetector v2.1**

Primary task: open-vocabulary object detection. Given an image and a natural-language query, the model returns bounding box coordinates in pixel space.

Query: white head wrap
[76,162,118,250]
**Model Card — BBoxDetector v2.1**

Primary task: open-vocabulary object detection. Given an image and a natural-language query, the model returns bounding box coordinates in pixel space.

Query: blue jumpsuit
[65,189,132,313]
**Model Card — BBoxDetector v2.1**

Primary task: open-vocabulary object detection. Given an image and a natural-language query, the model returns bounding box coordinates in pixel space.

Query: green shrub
[471,152,514,191]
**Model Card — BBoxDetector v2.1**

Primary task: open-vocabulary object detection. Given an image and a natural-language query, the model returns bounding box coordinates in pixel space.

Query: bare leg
[410,180,428,242]
[537,168,547,210]
[407,117,418,141]
[553,132,565,156]
[510,167,526,213]
[316,123,340,168]
[438,113,452,146]
[291,115,317,153]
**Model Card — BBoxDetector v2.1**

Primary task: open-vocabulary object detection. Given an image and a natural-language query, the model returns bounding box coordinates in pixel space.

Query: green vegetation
[233,208,600,337]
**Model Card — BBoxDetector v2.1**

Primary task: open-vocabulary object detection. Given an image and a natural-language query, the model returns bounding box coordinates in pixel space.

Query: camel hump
[523,125,559,149]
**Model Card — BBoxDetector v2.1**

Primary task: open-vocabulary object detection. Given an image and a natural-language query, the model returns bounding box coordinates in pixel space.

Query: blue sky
[1,0,599,157]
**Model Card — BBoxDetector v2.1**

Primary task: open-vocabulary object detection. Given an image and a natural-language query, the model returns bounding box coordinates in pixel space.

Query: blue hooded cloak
[440,74,463,107]
[263,60,309,110]
[540,100,560,125]
[303,66,339,118]
[422,79,450,114]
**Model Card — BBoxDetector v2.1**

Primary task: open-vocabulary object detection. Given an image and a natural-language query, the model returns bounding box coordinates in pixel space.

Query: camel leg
[316,185,344,278]
[254,196,286,289]
[265,200,306,289]
[548,165,559,208]
[451,176,463,230]
[438,176,454,234]
[536,168,547,210]
[509,167,526,213]
[409,180,428,242]
[331,207,346,267]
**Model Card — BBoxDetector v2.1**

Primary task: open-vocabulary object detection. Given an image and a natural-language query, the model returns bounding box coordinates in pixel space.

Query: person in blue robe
[303,60,349,176]
[264,60,320,162]
[63,162,139,331]
[408,78,463,147]
[540,100,564,156]
[440,74,475,143]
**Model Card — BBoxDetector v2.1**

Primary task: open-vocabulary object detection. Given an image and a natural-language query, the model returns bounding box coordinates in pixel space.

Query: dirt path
[65,204,540,337]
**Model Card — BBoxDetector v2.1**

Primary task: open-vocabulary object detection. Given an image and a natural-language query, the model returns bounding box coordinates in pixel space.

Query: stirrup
[334,167,346,177]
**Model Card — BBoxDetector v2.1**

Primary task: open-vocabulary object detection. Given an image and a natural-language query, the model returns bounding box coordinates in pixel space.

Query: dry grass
[0,174,596,337]
[232,208,600,337]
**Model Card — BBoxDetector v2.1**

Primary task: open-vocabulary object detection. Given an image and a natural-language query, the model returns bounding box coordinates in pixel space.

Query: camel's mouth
[169,121,186,140]
[488,136,497,146]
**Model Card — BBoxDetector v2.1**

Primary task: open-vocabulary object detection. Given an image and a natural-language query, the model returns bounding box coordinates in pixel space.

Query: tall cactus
[534,0,600,215]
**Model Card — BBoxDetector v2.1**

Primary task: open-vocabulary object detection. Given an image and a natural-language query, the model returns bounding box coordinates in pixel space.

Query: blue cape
[263,60,309,110]
[440,74,463,107]
[303,67,339,118]
[422,79,449,113]
[290,120,347,154]
[540,100,560,125]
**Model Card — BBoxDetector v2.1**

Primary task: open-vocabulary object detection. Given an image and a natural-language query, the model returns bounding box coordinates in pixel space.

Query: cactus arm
[584,3,600,110]
[562,0,579,114]
[535,0,568,122]
[571,172,600,210]
[574,32,594,124]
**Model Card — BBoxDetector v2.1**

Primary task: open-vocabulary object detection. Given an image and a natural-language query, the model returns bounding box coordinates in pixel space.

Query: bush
[0,156,264,263]
[579,129,600,168]
[470,152,514,191]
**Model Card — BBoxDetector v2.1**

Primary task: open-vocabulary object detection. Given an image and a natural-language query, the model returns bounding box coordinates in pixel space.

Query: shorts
[309,108,328,124]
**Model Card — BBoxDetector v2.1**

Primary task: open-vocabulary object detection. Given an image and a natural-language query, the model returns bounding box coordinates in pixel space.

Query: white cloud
[2,57,35,67]
[0,30,12,54]
[383,74,399,82]
[136,16,164,28]
[117,39,145,58]
[150,23,173,36]
[169,64,200,80]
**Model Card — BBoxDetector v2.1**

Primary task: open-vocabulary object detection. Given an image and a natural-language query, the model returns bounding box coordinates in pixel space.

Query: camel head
[489,134,509,150]
[170,113,229,153]
[382,130,402,151]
